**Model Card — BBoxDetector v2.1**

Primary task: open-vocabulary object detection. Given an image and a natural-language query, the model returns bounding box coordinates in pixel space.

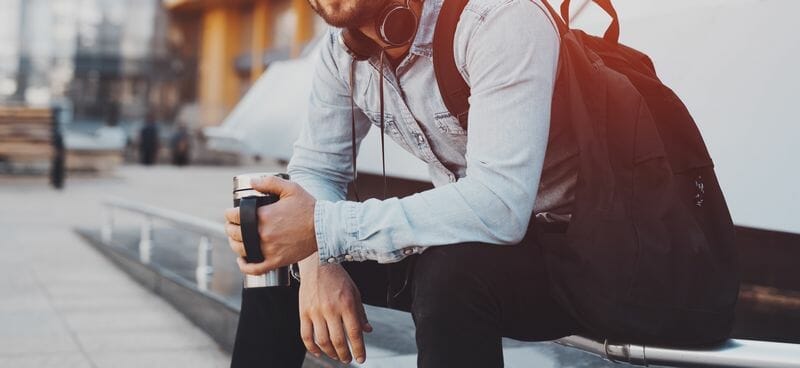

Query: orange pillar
[198,6,243,126]
[292,0,314,57]
[250,0,273,83]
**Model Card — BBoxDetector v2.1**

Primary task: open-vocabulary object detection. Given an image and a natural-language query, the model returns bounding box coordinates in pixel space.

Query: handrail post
[196,235,213,291]
[101,205,114,244]
[139,216,153,264]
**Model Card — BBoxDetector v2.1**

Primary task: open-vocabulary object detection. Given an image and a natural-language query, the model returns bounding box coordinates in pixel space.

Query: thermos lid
[233,172,289,192]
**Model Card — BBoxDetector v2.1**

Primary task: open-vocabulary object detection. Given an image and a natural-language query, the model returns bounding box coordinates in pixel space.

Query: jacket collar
[409,0,443,59]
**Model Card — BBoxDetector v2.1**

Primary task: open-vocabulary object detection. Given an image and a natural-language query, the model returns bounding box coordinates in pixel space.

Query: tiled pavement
[0,169,235,368]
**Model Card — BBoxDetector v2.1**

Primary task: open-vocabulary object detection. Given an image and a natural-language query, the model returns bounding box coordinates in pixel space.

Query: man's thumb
[251,175,293,196]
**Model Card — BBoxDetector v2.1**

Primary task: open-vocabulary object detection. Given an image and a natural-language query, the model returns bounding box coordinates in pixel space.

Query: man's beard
[307,0,392,28]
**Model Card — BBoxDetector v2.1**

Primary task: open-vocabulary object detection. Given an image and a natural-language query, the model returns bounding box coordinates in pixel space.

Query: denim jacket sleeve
[287,34,372,206]
[296,0,560,264]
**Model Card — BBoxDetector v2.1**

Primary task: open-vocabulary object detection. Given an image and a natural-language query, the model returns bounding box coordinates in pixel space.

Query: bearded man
[224,0,581,366]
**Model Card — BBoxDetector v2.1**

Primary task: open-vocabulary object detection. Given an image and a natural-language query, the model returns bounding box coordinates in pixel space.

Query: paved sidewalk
[0,171,234,368]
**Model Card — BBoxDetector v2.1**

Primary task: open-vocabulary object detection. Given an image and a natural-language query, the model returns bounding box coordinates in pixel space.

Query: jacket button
[403,248,415,255]
[327,257,337,263]
[344,254,354,261]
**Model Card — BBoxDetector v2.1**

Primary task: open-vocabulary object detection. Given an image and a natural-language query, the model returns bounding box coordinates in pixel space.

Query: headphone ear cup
[339,0,419,60]
[378,4,418,46]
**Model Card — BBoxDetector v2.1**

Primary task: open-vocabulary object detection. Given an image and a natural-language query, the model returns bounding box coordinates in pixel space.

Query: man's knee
[410,243,499,324]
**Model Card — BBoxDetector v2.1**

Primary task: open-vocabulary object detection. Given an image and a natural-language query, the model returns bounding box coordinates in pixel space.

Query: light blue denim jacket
[287,0,563,264]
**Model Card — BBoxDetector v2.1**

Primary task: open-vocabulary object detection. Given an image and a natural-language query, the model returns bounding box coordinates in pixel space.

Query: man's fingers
[250,175,294,197]
[343,312,366,364]
[300,316,322,357]
[227,238,246,258]
[224,223,243,242]
[224,207,240,224]
[235,257,279,276]
[326,317,352,363]
[236,257,265,275]
[357,298,373,333]
[312,317,337,359]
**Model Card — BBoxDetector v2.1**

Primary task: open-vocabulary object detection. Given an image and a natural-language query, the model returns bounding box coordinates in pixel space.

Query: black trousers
[230,232,585,368]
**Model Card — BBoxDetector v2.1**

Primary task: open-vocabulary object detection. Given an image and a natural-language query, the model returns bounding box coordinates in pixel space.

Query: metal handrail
[102,196,224,238]
[101,196,224,290]
[556,335,800,368]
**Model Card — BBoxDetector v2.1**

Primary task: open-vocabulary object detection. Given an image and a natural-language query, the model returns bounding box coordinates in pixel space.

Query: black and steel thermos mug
[230,172,306,368]
[232,172,291,288]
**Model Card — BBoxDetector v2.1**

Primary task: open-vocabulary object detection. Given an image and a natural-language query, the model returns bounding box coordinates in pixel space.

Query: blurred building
[0,0,189,126]
[0,0,325,130]
[163,0,327,127]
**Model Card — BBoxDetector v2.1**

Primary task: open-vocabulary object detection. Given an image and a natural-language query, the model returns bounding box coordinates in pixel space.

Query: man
[170,123,191,166]
[139,113,159,166]
[224,0,581,366]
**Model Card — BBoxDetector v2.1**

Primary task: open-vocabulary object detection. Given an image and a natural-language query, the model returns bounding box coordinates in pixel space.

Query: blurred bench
[556,335,800,368]
[0,106,64,188]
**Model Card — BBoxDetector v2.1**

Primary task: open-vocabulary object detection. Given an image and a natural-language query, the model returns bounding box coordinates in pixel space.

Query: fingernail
[357,357,365,364]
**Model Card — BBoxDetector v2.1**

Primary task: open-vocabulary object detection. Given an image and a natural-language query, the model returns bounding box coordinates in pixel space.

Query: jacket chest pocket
[434,112,467,136]
[363,110,413,148]
[364,111,400,133]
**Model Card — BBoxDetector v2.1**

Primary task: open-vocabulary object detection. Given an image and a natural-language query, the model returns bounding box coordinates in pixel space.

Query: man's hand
[299,261,372,364]
[224,175,318,275]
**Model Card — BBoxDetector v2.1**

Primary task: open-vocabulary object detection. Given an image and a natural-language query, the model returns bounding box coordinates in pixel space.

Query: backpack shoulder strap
[433,0,471,128]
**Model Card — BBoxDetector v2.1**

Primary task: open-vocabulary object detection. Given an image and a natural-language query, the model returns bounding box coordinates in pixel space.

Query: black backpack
[433,0,739,345]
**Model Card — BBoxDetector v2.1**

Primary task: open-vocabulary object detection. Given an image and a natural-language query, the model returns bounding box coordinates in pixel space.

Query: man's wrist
[299,252,320,278]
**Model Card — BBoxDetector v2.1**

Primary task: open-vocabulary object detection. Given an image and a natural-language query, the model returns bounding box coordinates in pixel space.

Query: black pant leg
[230,261,404,368]
[343,257,416,311]
[230,285,306,368]
[500,233,585,342]
[411,244,504,368]
[411,238,584,368]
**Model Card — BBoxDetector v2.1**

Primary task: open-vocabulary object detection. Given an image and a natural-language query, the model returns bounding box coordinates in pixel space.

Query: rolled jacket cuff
[314,200,366,264]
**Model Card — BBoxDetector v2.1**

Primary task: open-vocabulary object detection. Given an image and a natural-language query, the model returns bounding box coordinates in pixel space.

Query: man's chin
[318,11,373,29]
[309,0,389,29]
[321,16,365,29]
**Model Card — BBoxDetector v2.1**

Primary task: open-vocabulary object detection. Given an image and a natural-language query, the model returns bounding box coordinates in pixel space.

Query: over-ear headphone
[339,0,419,61]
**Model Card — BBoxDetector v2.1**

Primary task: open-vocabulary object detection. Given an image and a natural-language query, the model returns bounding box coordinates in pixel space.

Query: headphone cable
[378,50,388,200]
[349,59,361,202]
